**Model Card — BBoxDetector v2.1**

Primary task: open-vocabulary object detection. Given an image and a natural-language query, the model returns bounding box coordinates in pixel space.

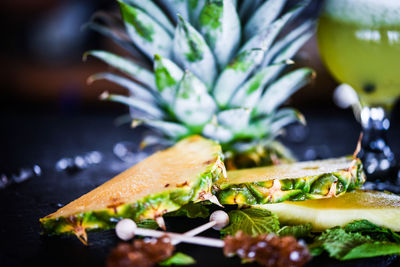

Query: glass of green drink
[317,0,400,179]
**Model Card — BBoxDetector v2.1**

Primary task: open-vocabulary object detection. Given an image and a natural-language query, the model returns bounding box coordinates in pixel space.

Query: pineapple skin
[40,137,225,240]
[217,158,365,205]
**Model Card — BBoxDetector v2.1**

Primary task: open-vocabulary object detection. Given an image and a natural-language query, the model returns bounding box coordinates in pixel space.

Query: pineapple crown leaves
[84,0,316,152]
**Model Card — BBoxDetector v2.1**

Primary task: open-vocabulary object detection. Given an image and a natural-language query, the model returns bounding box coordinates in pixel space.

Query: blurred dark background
[0,0,333,113]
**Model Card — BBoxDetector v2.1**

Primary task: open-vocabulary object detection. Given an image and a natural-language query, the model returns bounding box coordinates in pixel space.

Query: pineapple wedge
[256,190,400,231]
[217,157,365,205]
[40,136,226,243]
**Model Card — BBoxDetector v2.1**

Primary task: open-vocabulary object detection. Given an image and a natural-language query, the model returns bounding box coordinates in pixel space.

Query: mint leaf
[345,220,400,243]
[220,208,280,237]
[310,227,371,259]
[342,242,400,260]
[165,203,209,218]
[309,221,400,260]
[278,223,312,238]
[159,252,196,266]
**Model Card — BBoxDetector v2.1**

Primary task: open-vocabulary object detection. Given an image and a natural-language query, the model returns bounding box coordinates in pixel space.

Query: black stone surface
[0,107,399,267]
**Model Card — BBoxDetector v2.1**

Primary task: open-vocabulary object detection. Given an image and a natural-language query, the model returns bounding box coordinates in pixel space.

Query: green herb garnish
[310,220,400,260]
[220,208,280,236]
[160,252,196,266]
[277,223,313,238]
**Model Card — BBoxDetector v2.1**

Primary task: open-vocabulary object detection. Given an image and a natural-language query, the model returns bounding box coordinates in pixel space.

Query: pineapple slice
[256,190,400,231]
[217,157,365,205]
[40,136,226,243]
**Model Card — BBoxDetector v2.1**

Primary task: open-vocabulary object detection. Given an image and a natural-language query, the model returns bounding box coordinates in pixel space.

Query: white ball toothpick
[115,210,229,245]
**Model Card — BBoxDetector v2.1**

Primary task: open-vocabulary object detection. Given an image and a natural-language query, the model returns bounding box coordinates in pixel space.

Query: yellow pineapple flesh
[256,190,400,231]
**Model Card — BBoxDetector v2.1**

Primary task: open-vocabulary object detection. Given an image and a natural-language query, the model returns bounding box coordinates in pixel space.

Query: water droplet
[74,156,88,170]
[304,148,317,161]
[56,158,74,171]
[13,168,34,183]
[303,145,332,160]
[113,141,140,163]
[377,182,387,191]
[33,165,42,176]
[362,181,376,190]
[290,251,300,261]
[84,151,103,164]
[236,248,245,258]
[52,202,64,208]
[286,124,308,143]
[257,241,267,248]
[298,240,306,246]
[247,251,255,258]
[0,174,10,189]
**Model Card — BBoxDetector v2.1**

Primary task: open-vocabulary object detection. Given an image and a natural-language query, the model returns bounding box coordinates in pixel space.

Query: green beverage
[317,0,400,109]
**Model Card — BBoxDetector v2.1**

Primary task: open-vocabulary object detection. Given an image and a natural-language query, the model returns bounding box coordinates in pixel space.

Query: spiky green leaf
[123,0,175,35]
[217,108,250,135]
[84,50,156,89]
[188,0,206,27]
[229,62,289,109]
[174,71,217,130]
[241,116,274,139]
[273,31,314,66]
[240,4,304,53]
[159,0,189,22]
[244,0,287,40]
[198,0,241,69]
[140,120,190,140]
[263,19,315,66]
[173,16,217,88]
[253,68,315,116]
[202,123,234,143]
[213,49,264,108]
[154,54,184,107]
[269,108,305,133]
[101,92,165,119]
[238,0,263,21]
[140,134,173,149]
[88,72,156,103]
[83,21,142,58]
[118,0,172,58]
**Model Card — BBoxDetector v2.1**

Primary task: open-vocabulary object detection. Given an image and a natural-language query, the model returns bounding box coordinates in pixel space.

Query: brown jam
[107,235,174,267]
[224,231,311,267]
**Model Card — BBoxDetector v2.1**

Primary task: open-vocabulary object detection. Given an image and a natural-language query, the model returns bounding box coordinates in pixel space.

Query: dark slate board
[1,107,399,267]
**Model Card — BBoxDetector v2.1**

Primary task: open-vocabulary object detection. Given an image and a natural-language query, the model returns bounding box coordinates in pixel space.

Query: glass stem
[359,107,396,180]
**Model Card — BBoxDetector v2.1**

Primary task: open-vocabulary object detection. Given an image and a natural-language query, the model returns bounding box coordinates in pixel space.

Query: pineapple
[40,136,226,244]
[84,0,316,168]
[216,157,365,205]
[256,190,400,231]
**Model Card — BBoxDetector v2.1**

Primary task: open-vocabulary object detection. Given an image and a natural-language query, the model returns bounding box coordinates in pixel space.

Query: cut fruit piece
[40,136,226,243]
[217,157,365,205]
[256,190,400,231]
